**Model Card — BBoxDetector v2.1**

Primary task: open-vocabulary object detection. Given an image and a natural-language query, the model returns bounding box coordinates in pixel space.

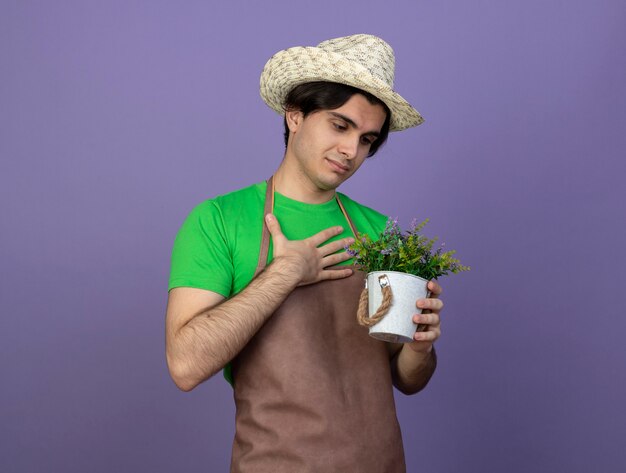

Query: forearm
[167,257,300,391]
[390,345,437,395]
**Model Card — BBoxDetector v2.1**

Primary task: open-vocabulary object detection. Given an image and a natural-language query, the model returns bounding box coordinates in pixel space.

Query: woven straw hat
[260,34,423,131]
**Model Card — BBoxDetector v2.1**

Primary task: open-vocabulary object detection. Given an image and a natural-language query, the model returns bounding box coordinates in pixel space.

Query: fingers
[416,285,444,318]
[267,217,356,285]
[297,266,353,286]
[267,218,353,255]
[320,236,354,256]
[413,328,440,343]
[320,250,353,268]
[318,267,353,281]
[409,282,444,348]
[307,225,345,247]
[412,312,441,343]
[416,298,444,312]
[413,312,440,326]
[427,280,443,297]
[265,214,286,244]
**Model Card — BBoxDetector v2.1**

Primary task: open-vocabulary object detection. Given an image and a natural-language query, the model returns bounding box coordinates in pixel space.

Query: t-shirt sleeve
[168,200,234,297]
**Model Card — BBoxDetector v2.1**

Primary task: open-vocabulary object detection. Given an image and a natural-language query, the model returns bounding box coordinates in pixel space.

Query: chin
[317,176,344,191]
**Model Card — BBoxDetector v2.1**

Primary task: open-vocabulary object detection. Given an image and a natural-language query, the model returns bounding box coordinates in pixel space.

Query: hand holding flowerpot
[348,218,469,342]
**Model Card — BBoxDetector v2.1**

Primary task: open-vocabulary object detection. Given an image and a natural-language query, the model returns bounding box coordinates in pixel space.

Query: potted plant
[347,218,469,343]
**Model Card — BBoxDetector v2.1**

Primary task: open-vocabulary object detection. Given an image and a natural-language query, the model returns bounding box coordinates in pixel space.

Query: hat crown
[259,33,423,131]
[316,34,396,88]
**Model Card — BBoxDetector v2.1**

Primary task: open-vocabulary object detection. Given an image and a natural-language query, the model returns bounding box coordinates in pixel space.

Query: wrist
[267,255,304,286]
[401,343,433,367]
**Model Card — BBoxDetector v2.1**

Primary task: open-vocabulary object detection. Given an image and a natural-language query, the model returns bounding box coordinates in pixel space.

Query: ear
[285,109,304,133]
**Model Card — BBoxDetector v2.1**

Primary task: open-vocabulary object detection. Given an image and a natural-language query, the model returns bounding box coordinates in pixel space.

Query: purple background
[2,1,625,471]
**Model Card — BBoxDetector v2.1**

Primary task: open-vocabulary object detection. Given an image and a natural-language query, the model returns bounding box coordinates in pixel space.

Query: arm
[389,280,443,395]
[165,214,355,391]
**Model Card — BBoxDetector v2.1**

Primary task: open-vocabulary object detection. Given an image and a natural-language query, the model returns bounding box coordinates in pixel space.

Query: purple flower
[383,217,401,237]
[345,247,358,257]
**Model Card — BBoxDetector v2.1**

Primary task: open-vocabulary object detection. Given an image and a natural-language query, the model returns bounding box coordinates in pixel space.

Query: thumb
[265,213,285,241]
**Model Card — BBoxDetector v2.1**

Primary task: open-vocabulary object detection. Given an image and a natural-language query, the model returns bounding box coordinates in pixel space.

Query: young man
[166,34,444,472]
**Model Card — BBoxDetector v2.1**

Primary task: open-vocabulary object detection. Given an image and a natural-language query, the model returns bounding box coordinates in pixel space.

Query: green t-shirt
[169,181,389,295]
[168,181,389,383]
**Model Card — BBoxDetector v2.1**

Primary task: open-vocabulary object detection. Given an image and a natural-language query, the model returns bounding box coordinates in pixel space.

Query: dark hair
[283,81,391,157]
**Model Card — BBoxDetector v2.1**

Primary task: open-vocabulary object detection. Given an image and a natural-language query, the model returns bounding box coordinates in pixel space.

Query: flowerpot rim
[366,270,430,283]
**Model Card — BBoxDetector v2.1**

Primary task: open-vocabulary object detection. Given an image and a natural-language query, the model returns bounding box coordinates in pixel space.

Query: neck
[273,160,336,204]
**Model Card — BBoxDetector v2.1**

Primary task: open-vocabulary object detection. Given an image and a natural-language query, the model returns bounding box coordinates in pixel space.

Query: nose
[337,133,359,160]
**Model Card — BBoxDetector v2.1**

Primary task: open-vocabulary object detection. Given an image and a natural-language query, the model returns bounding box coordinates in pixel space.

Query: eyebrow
[327,112,381,138]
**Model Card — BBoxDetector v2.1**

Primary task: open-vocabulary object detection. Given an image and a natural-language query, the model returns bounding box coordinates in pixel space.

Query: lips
[325,158,350,173]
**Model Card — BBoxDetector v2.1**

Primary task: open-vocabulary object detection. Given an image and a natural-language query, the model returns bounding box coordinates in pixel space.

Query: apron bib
[230,177,405,472]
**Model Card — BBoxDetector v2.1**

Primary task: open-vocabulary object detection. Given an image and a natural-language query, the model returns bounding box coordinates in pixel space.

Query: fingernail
[265,214,273,222]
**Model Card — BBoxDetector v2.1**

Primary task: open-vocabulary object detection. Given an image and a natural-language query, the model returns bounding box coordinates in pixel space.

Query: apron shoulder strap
[254,177,274,277]
[334,193,358,238]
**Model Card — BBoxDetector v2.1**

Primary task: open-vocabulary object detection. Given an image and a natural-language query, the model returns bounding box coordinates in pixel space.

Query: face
[284,94,387,193]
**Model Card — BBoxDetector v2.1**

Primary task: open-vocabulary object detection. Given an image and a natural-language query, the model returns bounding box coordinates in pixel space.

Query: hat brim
[260,46,424,132]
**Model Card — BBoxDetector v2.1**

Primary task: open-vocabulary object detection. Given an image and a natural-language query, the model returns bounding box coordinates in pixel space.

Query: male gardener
[166,34,443,472]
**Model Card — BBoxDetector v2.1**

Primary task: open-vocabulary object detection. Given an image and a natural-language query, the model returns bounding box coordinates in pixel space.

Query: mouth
[325,158,350,174]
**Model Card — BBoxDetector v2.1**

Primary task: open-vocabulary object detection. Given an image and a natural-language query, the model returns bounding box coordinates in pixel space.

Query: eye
[360,136,376,146]
[332,121,348,131]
